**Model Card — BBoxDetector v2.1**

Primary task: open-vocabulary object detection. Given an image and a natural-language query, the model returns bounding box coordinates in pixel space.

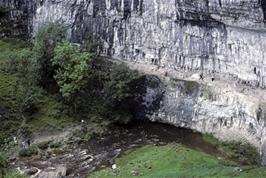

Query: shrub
[0,48,36,75]
[51,41,92,99]
[0,48,39,116]
[37,141,51,150]
[203,134,260,165]
[33,22,67,91]
[0,153,7,177]
[19,125,33,140]
[49,141,62,148]
[4,171,28,178]
[103,63,141,124]
[19,146,38,157]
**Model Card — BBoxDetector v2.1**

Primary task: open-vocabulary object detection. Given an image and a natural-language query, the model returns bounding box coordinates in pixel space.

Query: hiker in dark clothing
[81,119,87,132]
[200,73,204,80]
[27,139,31,147]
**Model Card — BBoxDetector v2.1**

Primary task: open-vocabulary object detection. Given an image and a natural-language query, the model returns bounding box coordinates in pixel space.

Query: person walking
[81,119,87,132]
[27,139,31,147]
[21,141,26,148]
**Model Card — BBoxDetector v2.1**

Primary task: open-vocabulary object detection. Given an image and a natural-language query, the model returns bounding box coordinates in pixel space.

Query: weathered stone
[25,167,39,175]
[1,0,266,165]
[30,0,266,88]
[0,0,265,88]
[0,0,36,38]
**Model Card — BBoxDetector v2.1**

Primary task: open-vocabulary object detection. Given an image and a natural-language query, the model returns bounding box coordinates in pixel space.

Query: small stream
[11,121,228,178]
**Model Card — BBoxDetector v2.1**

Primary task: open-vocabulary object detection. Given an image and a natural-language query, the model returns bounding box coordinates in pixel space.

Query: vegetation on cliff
[0,22,265,178]
[0,22,143,177]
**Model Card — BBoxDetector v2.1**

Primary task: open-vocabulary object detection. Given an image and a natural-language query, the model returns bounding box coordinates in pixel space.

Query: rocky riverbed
[8,121,228,178]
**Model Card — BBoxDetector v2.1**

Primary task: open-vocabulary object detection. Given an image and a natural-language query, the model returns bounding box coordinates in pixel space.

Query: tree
[14,49,38,116]
[33,22,67,91]
[103,63,140,124]
[52,41,92,101]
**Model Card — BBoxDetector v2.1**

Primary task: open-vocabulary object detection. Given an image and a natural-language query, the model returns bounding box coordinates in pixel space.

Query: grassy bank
[90,144,266,178]
[0,73,77,150]
[203,134,260,165]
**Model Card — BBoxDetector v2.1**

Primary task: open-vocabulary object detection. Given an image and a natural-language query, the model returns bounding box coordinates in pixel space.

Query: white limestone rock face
[2,0,266,163]
[31,0,266,88]
[139,74,266,164]
[0,0,36,38]
[32,0,265,159]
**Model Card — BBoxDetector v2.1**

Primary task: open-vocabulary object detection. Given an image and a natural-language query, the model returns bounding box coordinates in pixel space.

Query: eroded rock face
[30,0,266,88]
[1,0,266,163]
[0,0,36,38]
[30,1,266,161]
[136,70,266,164]
[0,0,265,88]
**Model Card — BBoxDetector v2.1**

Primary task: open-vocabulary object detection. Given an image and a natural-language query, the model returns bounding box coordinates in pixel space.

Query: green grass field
[90,144,266,178]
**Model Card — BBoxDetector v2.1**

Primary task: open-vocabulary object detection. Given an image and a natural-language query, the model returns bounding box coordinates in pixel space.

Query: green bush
[4,171,28,178]
[0,48,35,74]
[49,141,62,149]
[203,134,260,165]
[0,48,39,116]
[19,146,38,157]
[0,153,7,177]
[33,22,67,91]
[37,141,51,150]
[103,63,141,124]
[52,41,92,99]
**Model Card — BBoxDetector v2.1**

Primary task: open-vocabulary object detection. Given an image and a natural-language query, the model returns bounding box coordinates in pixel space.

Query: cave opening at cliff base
[260,0,266,22]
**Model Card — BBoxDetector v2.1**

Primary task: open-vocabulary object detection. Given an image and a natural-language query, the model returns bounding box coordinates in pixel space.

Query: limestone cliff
[30,0,266,162]
[1,0,266,163]
[31,0,266,88]
[1,0,265,88]
[125,60,266,164]
[0,0,36,38]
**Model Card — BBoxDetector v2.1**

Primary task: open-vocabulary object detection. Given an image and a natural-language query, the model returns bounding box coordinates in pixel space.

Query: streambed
[10,121,228,178]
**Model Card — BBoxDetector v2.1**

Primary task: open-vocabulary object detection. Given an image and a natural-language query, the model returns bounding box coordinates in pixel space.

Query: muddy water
[11,121,227,178]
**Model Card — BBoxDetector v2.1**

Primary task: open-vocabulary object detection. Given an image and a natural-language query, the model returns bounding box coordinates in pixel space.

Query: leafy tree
[9,49,39,117]
[0,47,38,117]
[52,41,92,100]
[103,63,140,124]
[33,22,67,91]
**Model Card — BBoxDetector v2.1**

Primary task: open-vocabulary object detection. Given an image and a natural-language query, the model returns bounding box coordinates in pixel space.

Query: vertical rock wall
[1,0,265,88]
[31,0,266,88]
[135,72,266,164]
[1,0,266,163]
[0,0,36,38]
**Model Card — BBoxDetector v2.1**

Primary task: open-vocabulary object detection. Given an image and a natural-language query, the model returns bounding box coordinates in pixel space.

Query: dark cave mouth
[261,0,266,22]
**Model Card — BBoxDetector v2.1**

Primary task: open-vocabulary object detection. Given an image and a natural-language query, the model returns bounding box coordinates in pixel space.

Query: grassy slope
[27,93,76,132]
[203,134,260,165]
[0,74,21,145]
[2,39,266,178]
[3,172,28,178]
[90,144,266,178]
[0,39,76,146]
[0,38,30,52]
[0,73,76,132]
